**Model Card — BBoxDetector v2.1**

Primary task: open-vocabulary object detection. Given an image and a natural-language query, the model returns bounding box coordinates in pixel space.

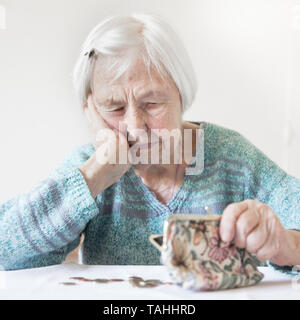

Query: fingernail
[222,231,231,242]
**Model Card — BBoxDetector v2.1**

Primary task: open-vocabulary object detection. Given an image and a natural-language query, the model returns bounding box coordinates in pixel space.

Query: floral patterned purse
[149,214,264,291]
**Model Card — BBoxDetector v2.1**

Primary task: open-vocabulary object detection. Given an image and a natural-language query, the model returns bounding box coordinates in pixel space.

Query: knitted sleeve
[223,128,300,276]
[0,143,99,270]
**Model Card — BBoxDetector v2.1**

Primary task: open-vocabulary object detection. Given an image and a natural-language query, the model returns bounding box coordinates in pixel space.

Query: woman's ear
[83,92,91,111]
[83,100,92,125]
[83,92,93,118]
[179,94,183,114]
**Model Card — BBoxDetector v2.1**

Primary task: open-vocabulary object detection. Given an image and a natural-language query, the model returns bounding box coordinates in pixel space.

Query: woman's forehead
[93,57,163,84]
[93,84,173,106]
[92,56,175,92]
[91,64,178,104]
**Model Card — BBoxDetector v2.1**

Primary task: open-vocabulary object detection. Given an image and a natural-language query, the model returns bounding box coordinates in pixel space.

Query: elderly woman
[1,13,300,272]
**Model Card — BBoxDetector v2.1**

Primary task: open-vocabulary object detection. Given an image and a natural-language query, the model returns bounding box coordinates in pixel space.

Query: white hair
[73,13,198,112]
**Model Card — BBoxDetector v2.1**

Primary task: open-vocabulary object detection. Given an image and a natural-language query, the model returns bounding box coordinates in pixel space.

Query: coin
[66,275,171,288]
[60,282,77,286]
[129,278,140,287]
[139,281,148,286]
[144,282,159,288]
[93,279,110,283]
[69,277,86,281]
[109,279,124,282]
[129,276,143,281]
[145,279,164,285]
[70,277,93,282]
[129,276,163,288]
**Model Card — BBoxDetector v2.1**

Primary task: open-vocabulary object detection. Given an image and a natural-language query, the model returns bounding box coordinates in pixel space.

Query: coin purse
[149,214,264,291]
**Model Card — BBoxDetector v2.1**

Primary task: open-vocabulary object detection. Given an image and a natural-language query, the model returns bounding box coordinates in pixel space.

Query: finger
[87,94,110,132]
[245,218,269,254]
[255,212,282,262]
[255,231,276,262]
[220,200,249,242]
[233,209,259,248]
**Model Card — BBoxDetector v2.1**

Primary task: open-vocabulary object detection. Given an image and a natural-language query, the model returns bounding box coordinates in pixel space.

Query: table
[0,263,299,300]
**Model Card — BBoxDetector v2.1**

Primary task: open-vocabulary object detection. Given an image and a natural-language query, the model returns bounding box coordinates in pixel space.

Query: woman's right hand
[78,94,131,199]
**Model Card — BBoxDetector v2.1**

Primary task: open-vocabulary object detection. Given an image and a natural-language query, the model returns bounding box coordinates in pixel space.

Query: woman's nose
[123,106,147,140]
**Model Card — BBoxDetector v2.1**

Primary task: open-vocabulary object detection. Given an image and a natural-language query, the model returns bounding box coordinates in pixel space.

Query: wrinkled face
[90,55,183,148]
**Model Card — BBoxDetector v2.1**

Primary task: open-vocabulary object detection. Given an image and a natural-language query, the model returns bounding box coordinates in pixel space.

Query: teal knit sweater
[1,121,300,274]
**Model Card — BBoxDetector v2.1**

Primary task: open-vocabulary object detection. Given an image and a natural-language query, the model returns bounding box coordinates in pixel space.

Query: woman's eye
[111,106,125,112]
[147,103,158,107]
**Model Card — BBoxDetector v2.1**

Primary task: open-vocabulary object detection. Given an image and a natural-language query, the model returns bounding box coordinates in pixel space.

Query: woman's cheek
[147,116,166,130]
[151,109,180,131]
[108,118,120,131]
[99,111,120,131]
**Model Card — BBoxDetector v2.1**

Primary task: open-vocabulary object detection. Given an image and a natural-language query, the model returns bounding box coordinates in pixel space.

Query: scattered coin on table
[60,276,173,288]
[59,282,77,286]
[129,276,174,288]
[93,279,110,283]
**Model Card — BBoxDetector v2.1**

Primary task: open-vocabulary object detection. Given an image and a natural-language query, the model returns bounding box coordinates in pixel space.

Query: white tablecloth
[0,263,299,300]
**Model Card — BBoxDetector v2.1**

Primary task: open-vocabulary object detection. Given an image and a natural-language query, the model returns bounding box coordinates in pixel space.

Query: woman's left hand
[219,199,299,266]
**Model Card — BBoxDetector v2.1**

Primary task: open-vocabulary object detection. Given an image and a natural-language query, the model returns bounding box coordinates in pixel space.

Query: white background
[0,0,300,202]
